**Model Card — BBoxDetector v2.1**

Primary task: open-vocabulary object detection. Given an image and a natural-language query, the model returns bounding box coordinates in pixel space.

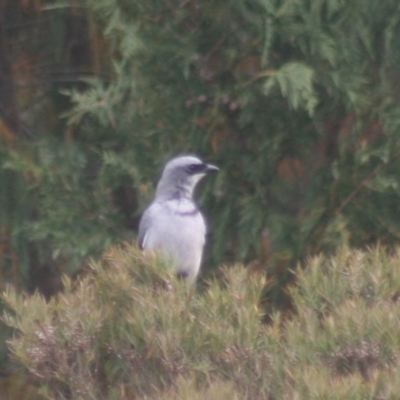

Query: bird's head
[155,155,219,199]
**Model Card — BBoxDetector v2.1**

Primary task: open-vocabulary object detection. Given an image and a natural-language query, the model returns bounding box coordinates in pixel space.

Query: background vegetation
[1,0,400,397]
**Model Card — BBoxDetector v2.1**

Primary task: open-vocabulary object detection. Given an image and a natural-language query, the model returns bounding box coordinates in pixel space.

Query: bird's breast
[144,199,206,278]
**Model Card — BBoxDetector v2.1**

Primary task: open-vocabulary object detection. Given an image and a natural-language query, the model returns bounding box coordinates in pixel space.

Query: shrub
[4,245,400,399]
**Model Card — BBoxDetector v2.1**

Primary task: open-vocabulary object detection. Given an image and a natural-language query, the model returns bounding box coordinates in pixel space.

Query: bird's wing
[138,206,154,250]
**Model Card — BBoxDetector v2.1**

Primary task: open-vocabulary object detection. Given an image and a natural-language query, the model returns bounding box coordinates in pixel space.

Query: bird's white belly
[145,206,206,279]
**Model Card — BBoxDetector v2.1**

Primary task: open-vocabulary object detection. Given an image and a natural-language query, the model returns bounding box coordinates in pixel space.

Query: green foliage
[264,62,318,115]
[55,0,400,269]
[2,0,400,285]
[4,245,400,399]
[3,138,126,273]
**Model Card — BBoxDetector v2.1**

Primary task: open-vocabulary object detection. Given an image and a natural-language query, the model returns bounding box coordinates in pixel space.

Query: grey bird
[138,155,218,281]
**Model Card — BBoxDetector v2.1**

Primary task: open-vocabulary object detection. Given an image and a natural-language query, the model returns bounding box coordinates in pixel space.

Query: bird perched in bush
[138,155,218,281]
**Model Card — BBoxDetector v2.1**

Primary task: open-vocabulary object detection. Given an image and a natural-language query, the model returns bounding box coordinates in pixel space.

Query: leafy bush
[4,245,400,399]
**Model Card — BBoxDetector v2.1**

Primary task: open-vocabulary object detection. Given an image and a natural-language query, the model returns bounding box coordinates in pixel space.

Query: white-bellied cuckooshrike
[138,155,218,281]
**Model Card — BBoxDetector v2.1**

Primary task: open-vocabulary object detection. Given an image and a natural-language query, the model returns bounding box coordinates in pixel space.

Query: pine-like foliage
[4,245,400,399]
[4,245,267,399]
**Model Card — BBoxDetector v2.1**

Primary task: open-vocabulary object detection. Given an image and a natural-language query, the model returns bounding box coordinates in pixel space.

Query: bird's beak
[205,164,219,173]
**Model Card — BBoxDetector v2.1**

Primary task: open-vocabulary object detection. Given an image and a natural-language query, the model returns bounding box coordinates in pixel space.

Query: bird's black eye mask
[186,163,206,175]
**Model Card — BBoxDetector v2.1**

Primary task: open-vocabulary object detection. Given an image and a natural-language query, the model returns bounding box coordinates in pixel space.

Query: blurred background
[1,0,400,393]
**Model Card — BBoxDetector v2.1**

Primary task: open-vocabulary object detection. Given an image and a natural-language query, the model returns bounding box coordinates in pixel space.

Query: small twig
[203,24,247,62]
[241,69,276,88]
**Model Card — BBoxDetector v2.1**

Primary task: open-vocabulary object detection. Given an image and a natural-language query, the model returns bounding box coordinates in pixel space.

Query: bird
[138,155,219,281]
